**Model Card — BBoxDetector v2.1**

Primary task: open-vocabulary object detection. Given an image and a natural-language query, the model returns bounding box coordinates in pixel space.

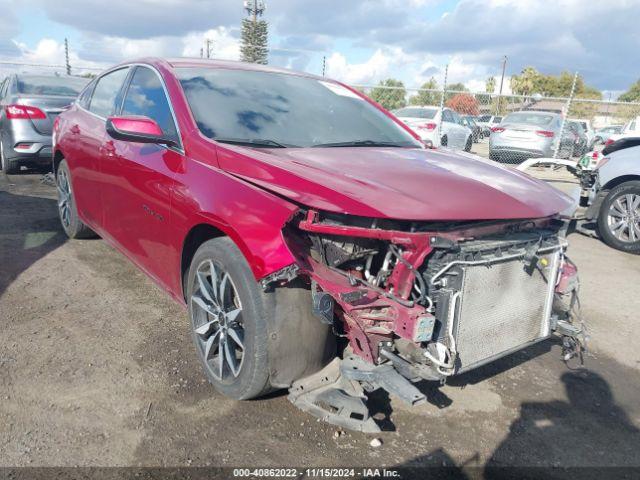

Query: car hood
[217,146,574,221]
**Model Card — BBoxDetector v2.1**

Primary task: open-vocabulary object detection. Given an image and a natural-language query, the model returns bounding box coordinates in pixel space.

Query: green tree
[370,79,407,110]
[408,77,440,106]
[485,76,496,94]
[447,82,468,92]
[619,79,640,102]
[510,66,602,99]
[240,17,269,64]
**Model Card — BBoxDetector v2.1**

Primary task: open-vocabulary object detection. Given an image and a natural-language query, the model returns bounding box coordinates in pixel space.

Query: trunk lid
[18,95,75,135]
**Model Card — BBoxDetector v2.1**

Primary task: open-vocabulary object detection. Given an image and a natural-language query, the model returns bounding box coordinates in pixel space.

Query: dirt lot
[1,168,640,474]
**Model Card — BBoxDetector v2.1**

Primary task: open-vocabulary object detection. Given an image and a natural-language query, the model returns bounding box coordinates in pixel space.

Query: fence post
[438,63,449,142]
[554,71,578,159]
[64,38,71,76]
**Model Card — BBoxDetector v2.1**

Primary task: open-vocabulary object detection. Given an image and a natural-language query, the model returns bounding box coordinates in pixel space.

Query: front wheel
[187,238,273,400]
[597,181,640,254]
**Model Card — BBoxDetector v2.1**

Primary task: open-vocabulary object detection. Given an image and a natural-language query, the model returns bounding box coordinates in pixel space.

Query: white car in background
[581,144,640,253]
[606,116,640,145]
[393,106,473,151]
[476,114,503,136]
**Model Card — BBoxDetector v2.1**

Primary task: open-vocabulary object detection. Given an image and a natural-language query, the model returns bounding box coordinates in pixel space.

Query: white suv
[393,106,473,151]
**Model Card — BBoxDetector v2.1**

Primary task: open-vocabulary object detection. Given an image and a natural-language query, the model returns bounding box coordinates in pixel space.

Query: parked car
[489,111,575,163]
[0,74,88,173]
[580,145,640,253]
[53,58,586,431]
[461,115,481,143]
[567,120,589,157]
[476,114,502,137]
[594,125,623,144]
[393,106,473,151]
[602,137,640,156]
[607,116,640,144]
[570,118,596,150]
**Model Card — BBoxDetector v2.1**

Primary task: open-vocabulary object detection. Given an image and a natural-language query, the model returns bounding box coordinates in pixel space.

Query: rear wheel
[0,138,19,174]
[441,135,448,147]
[56,160,96,239]
[464,135,472,152]
[597,181,640,254]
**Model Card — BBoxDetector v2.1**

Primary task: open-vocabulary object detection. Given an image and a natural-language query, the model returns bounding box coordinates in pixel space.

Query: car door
[441,109,455,146]
[100,65,183,290]
[449,110,465,148]
[67,67,130,229]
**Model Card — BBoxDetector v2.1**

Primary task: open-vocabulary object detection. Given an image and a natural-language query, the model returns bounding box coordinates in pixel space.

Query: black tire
[597,181,640,254]
[464,135,472,152]
[0,138,20,174]
[186,237,273,400]
[56,159,96,239]
[489,150,499,161]
[441,135,448,147]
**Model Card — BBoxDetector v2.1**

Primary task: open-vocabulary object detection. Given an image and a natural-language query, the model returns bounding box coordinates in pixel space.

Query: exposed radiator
[452,250,560,373]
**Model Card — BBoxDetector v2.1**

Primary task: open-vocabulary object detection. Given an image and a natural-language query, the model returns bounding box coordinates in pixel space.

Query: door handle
[70,124,80,135]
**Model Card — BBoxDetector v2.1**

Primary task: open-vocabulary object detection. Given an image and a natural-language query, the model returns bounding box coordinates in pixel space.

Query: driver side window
[121,66,180,146]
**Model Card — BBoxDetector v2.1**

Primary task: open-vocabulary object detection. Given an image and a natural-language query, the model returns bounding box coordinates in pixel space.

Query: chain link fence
[2,54,639,167]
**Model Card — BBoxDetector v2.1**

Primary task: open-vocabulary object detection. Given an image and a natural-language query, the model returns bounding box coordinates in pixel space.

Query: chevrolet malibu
[53,58,586,432]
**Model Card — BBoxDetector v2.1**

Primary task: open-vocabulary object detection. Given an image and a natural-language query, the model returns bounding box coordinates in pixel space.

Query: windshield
[393,107,437,119]
[16,75,88,96]
[502,113,553,127]
[176,67,421,148]
[477,115,491,122]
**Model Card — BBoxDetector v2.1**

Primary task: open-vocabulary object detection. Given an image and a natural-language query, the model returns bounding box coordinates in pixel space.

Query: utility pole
[495,55,507,115]
[322,55,326,77]
[64,38,71,75]
[205,39,213,59]
[244,0,265,21]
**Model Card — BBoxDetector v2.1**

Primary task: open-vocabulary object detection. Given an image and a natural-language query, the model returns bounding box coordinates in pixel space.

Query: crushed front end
[275,210,587,432]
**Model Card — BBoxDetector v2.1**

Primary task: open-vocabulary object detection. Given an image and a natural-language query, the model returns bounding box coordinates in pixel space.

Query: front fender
[169,160,300,298]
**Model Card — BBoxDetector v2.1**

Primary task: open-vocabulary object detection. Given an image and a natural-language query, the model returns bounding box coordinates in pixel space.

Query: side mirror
[106,115,177,148]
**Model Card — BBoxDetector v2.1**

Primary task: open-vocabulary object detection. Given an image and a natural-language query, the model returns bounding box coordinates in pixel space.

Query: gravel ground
[1,167,639,474]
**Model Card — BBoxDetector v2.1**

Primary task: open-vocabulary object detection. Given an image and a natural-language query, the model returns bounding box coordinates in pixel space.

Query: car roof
[115,57,326,82]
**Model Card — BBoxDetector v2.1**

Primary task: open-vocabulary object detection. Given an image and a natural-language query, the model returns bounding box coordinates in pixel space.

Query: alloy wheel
[191,259,245,381]
[57,168,72,229]
[607,194,640,243]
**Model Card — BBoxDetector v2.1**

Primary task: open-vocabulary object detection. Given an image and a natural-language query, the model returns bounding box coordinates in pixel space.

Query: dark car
[0,74,88,173]
[461,115,481,142]
[567,120,589,157]
[52,58,586,431]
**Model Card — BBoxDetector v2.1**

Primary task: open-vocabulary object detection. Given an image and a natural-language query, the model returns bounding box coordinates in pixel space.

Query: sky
[0,0,638,98]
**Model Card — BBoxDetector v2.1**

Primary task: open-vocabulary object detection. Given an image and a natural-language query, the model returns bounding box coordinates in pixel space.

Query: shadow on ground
[0,178,67,298]
[396,366,640,479]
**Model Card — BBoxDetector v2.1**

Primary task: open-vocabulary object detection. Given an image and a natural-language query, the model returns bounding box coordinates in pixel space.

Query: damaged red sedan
[53,58,586,432]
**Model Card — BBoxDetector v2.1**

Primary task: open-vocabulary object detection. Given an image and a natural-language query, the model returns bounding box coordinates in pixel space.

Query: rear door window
[121,66,179,145]
[442,110,453,122]
[89,68,130,118]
